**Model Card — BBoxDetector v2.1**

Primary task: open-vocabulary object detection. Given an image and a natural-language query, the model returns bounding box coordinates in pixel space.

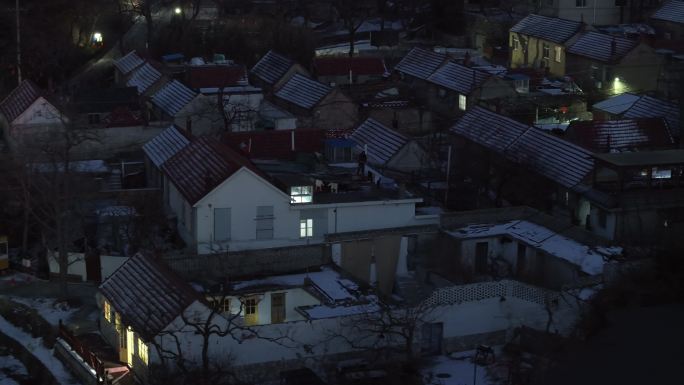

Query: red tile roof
[223,129,325,160]
[161,136,268,204]
[314,57,387,77]
[0,80,44,123]
[566,118,674,153]
[185,65,247,89]
[99,253,199,340]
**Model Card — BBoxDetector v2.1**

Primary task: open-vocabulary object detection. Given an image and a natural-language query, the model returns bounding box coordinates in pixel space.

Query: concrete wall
[48,253,129,282]
[311,89,358,131]
[541,0,628,25]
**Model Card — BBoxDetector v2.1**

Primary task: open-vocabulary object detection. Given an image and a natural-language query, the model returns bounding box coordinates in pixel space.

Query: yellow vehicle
[0,236,8,271]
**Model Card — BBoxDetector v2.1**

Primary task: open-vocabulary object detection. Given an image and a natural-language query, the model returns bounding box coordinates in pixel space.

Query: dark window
[213,208,231,242]
[475,242,489,274]
[271,293,286,323]
[576,0,587,7]
[598,209,607,229]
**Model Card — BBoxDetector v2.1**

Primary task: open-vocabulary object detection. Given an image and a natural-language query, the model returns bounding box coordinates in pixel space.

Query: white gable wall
[194,168,299,254]
[12,97,65,125]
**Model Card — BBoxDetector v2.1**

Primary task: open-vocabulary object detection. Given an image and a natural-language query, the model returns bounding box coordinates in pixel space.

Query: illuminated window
[542,44,550,59]
[115,312,121,329]
[554,46,562,62]
[104,300,112,322]
[300,219,313,238]
[511,35,519,50]
[137,337,148,365]
[290,186,313,203]
[458,94,467,111]
[243,297,258,325]
[652,167,672,179]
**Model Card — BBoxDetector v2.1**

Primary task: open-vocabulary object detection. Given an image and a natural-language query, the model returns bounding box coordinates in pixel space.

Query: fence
[424,279,561,308]
[57,321,106,384]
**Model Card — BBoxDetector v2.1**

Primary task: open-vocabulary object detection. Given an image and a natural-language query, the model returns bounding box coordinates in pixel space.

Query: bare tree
[332,0,374,57]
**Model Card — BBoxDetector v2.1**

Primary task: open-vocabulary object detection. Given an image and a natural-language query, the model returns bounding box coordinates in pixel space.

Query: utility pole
[15,0,21,83]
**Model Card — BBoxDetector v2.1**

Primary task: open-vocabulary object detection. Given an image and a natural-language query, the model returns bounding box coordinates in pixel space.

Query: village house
[148,80,222,135]
[0,80,66,152]
[450,106,684,249]
[113,50,145,85]
[143,132,436,255]
[313,56,387,86]
[349,118,431,173]
[509,14,582,78]
[424,61,517,117]
[72,87,142,128]
[125,61,167,98]
[592,93,681,141]
[393,47,448,100]
[250,50,310,91]
[272,74,358,132]
[538,0,631,25]
[650,0,684,40]
[566,31,663,95]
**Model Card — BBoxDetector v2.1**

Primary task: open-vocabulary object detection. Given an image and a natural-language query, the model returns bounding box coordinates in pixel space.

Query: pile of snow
[7,297,78,326]
[423,354,494,385]
[0,354,28,385]
[0,315,79,385]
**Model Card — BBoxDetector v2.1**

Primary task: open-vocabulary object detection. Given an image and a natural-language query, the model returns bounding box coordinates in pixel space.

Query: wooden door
[271,293,286,323]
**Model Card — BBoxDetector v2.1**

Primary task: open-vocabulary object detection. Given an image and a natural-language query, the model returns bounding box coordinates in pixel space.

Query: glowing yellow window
[103,300,112,322]
[138,337,148,365]
[243,297,258,325]
[115,312,121,329]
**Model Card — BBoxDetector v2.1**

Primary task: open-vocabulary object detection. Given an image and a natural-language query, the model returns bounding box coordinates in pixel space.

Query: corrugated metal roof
[251,50,294,85]
[567,32,637,62]
[451,106,594,189]
[350,118,408,165]
[510,14,582,44]
[99,253,198,340]
[566,118,673,153]
[652,0,684,24]
[0,80,43,123]
[450,106,529,153]
[427,62,490,94]
[142,125,191,167]
[274,74,331,110]
[162,136,266,204]
[126,63,162,94]
[151,80,197,117]
[394,47,447,80]
[114,51,144,75]
[507,128,594,189]
[592,93,640,114]
[623,95,681,138]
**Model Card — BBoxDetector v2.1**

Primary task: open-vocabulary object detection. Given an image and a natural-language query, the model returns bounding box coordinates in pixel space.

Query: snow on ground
[0,353,28,385]
[0,315,79,385]
[7,296,77,326]
[423,353,494,385]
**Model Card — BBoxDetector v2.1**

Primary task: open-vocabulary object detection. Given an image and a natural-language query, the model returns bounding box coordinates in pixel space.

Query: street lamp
[93,32,103,43]
[174,7,182,15]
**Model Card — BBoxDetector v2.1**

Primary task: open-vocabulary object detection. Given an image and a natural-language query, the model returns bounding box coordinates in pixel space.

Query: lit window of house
[115,312,121,329]
[542,44,550,59]
[511,35,519,50]
[290,186,313,203]
[300,219,313,238]
[243,297,258,325]
[554,46,562,63]
[458,94,467,111]
[138,338,148,365]
[104,300,112,322]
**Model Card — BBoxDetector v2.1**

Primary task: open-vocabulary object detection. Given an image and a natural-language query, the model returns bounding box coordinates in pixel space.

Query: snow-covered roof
[349,118,408,165]
[126,62,162,94]
[510,14,582,44]
[151,80,197,117]
[99,253,199,340]
[274,74,331,110]
[142,125,191,168]
[232,266,358,303]
[623,95,681,139]
[114,51,144,75]
[427,62,491,94]
[567,32,637,62]
[651,0,684,24]
[251,50,294,85]
[592,93,640,115]
[448,220,622,275]
[394,47,447,80]
[451,106,594,189]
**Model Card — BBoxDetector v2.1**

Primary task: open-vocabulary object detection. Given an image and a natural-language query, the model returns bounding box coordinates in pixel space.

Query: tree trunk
[348,29,355,57]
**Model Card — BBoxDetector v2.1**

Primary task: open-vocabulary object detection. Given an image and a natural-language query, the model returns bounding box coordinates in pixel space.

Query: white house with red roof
[0,80,66,150]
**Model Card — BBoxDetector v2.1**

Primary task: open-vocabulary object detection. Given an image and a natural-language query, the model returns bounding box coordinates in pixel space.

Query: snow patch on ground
[422,354,494,385]
[0,353,28,385]
[8,297,78,326]
[0,315,79,385]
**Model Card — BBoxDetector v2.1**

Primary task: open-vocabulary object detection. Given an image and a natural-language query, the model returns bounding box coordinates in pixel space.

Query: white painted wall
[48,252,129,282]
[221,287,320,325]
[194,168,299,254]
[327,200,423,234]
[542,0,626,25]
[12,97,64,125]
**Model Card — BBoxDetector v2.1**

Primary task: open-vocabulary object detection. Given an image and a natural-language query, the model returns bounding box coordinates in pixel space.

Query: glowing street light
[613,77,625,94]
[93,32,103,44]
[174,7,182,14]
